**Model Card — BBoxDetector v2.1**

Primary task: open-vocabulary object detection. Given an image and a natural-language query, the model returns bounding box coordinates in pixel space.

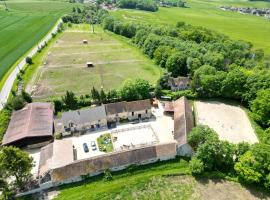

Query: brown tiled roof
[126,99,151,112]
[174,97,194,146]
[2,103,53,145]
[105,101,127,115]
[49,142,176,182]
[164,102,174,112]
[39,140,74,176]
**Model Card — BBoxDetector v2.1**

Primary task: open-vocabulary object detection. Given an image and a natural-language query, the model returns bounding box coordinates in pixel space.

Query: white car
[91,141,97,151]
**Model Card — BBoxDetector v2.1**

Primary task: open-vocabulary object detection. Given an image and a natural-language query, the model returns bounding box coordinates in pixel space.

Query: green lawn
[29,25,162,100]
[97,133,114,153]
[53,157,270,200]
[112,0,270,60]
[55,158,190,200]
[0,0,75,81]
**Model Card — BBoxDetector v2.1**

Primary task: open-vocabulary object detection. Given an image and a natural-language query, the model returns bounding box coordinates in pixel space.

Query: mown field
[48,159,270,200]
[113,0,270,60]
[28,25,162,100]
[0,0,75,81]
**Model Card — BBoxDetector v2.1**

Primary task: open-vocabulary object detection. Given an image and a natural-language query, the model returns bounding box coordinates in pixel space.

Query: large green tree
[62,91,78,110]
[0,146,34,191]
[251,89,270,127]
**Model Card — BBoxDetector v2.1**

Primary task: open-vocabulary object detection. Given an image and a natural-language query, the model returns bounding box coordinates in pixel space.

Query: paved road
[0,19,62,110]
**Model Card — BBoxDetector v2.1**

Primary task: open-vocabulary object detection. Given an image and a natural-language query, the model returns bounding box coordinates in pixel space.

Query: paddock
[195,101,258,144]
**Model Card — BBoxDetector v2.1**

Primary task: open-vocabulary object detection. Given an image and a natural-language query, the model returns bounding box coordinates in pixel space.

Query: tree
[91,87,101,104]
[251,89,270,127]
[120,79,138,101]
[100,89,107,104]
[25,56,33,65]
[0,146,34,191]
[134,79,150,100]
[21,90,32,103]
[165,52,187,77]
[62,91,78,110]
[0,109,11,142]
[234,151,263,184]
[187,125,218,151]
[189,157,204,174]
[120,79,150,101]
[12,95,26,110]
[235,143,270,187]
[221,68,248,100]
[106,89,119,103]
[154,46,173,68]
[53,99,63,114]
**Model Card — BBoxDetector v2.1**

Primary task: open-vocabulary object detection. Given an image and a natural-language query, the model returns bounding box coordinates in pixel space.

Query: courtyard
[195,101,258,144]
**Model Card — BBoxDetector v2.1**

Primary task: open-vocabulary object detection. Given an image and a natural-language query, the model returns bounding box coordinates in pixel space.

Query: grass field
[0,0,75,81]
[113,0,270,60]
[52,159,270,200]
[28,24,162,100]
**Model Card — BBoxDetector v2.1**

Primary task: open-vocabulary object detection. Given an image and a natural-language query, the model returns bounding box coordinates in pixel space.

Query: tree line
[189,125,270,191]
[53,78,151,114]
[102,17,270,129]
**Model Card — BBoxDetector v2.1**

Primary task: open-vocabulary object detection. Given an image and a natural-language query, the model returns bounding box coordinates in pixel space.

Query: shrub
[103,169,113,181]
[25,57,33,65]
[11,95,26,110]
[189,157,204,174]
[54,133,62,140]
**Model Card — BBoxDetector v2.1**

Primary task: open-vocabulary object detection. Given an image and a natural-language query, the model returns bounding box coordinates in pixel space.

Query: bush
[11,95,26,110]
[54,133,62,140]
[25,57,33,65]
[103,169,113,181]
[189,157,204,174]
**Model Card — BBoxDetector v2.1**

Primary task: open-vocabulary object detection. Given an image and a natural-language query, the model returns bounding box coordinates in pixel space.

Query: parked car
[83,143,89,153]
[131,119,139,124]
[91,141,97,151]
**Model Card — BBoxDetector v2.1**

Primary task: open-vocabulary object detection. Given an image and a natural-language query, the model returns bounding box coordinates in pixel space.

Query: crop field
[113,0,270,60]
[195,101,258,144]
[29,25,162,100]
[0,0,74,81]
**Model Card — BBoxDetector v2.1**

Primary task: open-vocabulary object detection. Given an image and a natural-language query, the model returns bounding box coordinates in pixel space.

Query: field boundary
[0,18,62,110]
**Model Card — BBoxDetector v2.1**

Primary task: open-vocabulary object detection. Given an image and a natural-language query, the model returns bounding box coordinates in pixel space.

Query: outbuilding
[2,103,54,148]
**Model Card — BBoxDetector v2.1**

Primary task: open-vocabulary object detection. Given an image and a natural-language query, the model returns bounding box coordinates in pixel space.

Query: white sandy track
[0,19,62,110]
[195,101,258,144]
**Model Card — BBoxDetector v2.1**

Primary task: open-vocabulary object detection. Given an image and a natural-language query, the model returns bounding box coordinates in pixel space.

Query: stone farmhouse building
[55,105,107,136]
[55,99,152,135]
[126,99,152,120]
[105,99,152,123]
[168,76,190,91]
[38,140,176,187]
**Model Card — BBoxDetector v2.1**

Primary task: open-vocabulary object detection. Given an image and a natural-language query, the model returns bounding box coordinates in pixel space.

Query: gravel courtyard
[195,101,258,144]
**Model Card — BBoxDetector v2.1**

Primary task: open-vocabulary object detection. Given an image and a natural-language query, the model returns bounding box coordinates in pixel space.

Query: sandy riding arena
[195,101,258,144]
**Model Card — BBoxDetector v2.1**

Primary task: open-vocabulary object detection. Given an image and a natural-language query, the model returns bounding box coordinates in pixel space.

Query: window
[146,110,148,114]
[132,112,134,116]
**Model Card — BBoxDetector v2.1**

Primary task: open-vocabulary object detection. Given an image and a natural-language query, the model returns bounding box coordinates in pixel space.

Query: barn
[2,103,54,148]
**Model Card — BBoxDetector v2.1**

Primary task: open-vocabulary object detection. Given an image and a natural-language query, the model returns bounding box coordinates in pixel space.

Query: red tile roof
[2,103,53,145]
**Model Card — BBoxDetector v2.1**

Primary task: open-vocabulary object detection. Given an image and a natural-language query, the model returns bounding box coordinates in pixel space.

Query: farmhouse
[126,99,152,120]
[168,76,190,91]
[2,103,53,148]
[56,105,107,135]
[105,101,128,123]
[173,97,194,156]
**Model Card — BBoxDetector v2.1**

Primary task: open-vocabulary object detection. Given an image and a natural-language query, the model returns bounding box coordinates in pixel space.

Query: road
[0,19,62,110]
